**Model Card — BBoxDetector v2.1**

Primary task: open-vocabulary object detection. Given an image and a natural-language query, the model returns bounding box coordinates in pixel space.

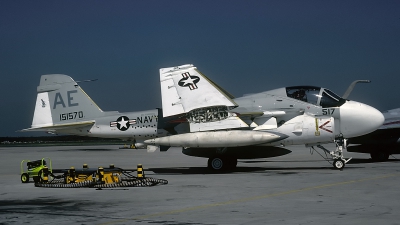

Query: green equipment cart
[20,158,52,183]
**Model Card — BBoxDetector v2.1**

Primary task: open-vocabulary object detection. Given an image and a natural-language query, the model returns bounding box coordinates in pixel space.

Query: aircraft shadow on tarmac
[241,158,400,165]
[148,165,360,175]
[0,198,98,215]
[148,158,400,175]
[346,158,400,164]
[57,148,119,152]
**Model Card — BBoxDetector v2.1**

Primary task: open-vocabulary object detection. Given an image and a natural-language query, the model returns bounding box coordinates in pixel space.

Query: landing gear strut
[311,137,352,170]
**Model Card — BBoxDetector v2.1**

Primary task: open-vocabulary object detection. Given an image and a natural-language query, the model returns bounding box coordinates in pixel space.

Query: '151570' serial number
[60,111,84,121]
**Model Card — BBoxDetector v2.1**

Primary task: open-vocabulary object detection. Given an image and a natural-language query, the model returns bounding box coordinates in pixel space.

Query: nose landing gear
[311,137,352,170]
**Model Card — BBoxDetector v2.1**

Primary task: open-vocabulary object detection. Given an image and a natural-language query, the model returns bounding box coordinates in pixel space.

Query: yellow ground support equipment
[33,164,167,188]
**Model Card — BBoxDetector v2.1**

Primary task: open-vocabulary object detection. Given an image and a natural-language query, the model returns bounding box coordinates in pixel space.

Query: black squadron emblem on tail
[110,116,137,131]
[41,99,46,108]
[178,72,200,90]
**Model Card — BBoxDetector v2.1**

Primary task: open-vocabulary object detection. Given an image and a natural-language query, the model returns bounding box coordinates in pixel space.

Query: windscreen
[319,89,346,108]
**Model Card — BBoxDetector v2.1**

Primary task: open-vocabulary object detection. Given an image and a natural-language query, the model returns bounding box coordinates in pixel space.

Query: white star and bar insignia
[178,72,200,90]
[110,116,137,131]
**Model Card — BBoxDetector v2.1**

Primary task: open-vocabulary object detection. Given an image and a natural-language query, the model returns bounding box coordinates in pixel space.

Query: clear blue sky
[1,1,399,137]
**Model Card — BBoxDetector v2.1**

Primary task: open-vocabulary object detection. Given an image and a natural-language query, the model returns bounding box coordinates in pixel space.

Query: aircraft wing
[159,64,250,132]
[160,64,237,118]
[146,64,289,149]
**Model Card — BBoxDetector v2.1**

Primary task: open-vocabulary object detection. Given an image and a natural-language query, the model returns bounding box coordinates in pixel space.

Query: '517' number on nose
[322,108,335,115]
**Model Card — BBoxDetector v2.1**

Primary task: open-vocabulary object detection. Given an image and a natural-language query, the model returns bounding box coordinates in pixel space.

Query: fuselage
[60,109,167,143]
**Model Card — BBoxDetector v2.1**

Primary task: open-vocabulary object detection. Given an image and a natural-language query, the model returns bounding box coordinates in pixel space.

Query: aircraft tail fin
[22,74,104,132]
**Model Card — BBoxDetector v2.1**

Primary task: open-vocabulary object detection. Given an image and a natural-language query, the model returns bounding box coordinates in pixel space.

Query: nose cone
[339,101,384,138]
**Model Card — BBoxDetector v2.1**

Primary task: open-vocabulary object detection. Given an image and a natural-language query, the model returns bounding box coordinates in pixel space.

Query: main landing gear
[206,147,238,171]
[311,137,352,170]
[207,156,237,171]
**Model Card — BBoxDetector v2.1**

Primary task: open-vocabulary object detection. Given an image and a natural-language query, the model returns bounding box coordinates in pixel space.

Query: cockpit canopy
[286,86,346,108]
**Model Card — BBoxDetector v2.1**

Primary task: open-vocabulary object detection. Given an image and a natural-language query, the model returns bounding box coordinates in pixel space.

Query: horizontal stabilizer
[20,120,95,132]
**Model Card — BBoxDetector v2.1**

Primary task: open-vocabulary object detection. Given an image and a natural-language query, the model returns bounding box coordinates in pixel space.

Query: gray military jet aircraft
[145,64,385,170]
[21,74,168,149]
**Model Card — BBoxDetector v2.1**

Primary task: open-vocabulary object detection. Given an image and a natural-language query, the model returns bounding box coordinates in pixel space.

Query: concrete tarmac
[1,144,400,225]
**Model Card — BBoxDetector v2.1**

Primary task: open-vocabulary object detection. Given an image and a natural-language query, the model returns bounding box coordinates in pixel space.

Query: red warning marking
[319,121,333,133]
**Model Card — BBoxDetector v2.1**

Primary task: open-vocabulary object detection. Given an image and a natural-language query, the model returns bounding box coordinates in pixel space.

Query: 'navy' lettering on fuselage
[136,116,158,124]
[53,90,79,109]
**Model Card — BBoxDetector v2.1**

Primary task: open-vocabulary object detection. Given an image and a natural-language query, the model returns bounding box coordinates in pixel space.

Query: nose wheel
[333,159,345,170]
[311,137,352,170]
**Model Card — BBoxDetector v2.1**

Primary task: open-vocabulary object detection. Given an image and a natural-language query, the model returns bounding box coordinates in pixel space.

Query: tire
[370,152,389,162]
[208,157,224,170]
[21,173,29,183]
[333,159,345,170]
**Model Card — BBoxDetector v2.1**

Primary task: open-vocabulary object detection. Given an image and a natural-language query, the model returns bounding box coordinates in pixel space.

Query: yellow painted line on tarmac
[100,173,399,225]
